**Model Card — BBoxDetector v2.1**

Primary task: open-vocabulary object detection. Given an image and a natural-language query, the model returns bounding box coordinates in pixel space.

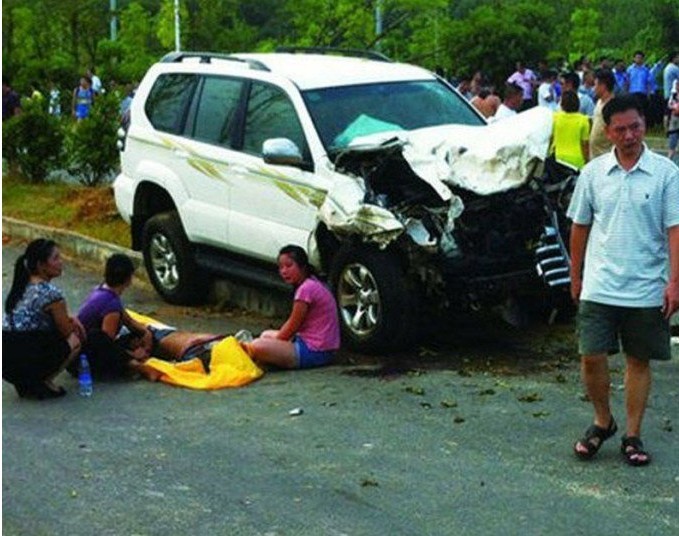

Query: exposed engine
[329,131,575,314]
[446,184,546,274]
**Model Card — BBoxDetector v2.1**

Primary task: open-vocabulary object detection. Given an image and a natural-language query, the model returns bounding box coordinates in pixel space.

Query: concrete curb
[2,216,288,318]
[2,215,146,275]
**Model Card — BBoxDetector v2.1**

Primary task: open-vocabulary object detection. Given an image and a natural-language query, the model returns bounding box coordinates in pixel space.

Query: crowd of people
[2,68,137,123]
[455,50,679,164]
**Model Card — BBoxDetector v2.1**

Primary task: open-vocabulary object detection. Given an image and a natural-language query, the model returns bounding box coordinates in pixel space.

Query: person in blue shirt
[644,58,668,128]
[663,52,679,132]
[626,51,653,96]
[626,51,654,123]
[613,59,628,95]
[663,52,679,101]
[72,76,95,121]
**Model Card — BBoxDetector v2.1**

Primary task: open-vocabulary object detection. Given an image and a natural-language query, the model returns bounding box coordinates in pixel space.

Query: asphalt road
[2,240,678,535]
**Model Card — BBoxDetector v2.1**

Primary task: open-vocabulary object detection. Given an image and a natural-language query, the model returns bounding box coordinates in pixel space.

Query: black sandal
[574,417,618,460]
[620,435,651,466]
[31,383,67,400]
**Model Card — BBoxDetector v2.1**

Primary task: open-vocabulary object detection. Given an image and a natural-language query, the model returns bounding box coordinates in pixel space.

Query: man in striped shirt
[567,95,679,466]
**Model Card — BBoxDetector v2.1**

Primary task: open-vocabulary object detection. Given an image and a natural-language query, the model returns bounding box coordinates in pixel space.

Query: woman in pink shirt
[244,245,340,369]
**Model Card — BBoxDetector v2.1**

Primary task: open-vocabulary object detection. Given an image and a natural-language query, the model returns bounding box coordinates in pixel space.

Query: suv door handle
[173,148,190,159]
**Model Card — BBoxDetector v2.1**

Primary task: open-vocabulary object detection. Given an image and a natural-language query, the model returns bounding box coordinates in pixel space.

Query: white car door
[172,75,245,245]
[227,81,329,262]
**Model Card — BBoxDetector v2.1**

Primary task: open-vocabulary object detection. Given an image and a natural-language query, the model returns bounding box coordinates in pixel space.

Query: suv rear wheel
[330,245,415,353]
[142,211,208,304]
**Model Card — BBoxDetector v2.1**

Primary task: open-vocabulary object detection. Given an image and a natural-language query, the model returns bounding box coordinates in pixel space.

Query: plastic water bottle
[78,354,93,397]
[234,329,254,343]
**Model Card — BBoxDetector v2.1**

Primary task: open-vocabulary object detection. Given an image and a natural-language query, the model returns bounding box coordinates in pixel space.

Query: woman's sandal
[573,417,618,460]
[32,383,67,400]
[620,435,651,466]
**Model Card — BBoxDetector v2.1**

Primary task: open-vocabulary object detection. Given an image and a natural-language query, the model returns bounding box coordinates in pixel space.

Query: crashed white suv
[115,49,572,352]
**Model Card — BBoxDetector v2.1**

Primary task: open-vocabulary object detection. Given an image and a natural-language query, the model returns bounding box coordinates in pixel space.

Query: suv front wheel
[142,211,208,305]
[330,245,415,353]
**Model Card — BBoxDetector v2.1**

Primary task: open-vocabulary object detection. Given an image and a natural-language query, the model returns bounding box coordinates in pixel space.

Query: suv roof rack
[160,51,270,72]
[275,46,391,63]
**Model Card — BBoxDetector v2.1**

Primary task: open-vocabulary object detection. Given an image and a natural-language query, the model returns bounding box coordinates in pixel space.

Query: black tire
[330,244,416,353]
[141,211,209,305]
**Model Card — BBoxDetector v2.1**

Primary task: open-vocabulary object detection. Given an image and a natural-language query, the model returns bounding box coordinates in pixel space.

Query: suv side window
[145,73,198,134]
[242,82,310,161]
[191,76,244,146]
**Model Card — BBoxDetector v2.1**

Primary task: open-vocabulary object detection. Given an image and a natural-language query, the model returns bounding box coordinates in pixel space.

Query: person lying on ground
[2,239,85,399]
[241,245,340,369]
[117,321,223,365]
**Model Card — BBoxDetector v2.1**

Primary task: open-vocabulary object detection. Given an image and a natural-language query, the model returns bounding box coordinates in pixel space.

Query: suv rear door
[175,74,245,245]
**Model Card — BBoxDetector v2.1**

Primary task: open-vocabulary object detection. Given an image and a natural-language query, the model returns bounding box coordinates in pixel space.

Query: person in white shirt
[491,83,523,121]
[568,95,679,467]
[537,70,558,111]
[87,68,103,95]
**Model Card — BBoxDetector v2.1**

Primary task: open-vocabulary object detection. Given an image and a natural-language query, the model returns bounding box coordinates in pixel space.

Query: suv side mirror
[262,138,304,167]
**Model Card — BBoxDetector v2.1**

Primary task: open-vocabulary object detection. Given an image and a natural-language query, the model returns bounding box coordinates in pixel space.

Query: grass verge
[2,172,131,248]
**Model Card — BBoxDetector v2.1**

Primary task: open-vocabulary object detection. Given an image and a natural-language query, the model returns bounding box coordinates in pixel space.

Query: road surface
[2,240,678,535]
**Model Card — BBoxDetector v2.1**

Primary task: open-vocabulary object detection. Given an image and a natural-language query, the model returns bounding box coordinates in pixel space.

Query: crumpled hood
[346,106,554,196]
[318,107,553,245]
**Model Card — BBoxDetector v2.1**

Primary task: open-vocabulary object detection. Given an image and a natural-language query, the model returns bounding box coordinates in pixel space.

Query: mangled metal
[318,107,554,255]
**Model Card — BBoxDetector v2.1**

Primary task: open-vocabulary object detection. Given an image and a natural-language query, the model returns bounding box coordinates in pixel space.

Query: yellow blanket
[128,311,263,390]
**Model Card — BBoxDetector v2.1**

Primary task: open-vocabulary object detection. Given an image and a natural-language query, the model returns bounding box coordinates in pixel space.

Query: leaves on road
[517,392,543,403]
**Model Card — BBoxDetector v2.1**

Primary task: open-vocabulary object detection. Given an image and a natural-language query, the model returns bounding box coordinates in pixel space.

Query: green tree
[186,0,258,52]
[65,93,120,186]
[157,0,189,50]
[115,1,162,81]
[568,5,602,62]
[2,98,65,183]
[278,0,375,48]
[442,1,556,87]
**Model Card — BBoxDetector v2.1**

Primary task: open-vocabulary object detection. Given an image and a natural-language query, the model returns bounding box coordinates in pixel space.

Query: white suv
[115,49,572,352]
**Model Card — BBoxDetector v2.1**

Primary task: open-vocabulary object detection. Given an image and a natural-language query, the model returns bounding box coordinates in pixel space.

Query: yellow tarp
[127,310,174,330]
[144,337,263,390]
[127,311,264,390]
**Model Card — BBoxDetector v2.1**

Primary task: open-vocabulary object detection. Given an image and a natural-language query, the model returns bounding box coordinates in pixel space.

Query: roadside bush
[2,98,65,183]
[64,92,121,186]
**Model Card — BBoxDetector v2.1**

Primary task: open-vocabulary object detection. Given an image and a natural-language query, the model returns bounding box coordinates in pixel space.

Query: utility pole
[174,0,181,52]
[110,0,117,41]
[375,0,383,50]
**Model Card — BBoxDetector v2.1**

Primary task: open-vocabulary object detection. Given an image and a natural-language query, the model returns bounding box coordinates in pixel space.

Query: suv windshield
[302,79,484,153]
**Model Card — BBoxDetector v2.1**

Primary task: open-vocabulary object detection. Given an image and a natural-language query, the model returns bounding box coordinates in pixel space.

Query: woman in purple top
[244,245,340,369]
[74,254,154,379]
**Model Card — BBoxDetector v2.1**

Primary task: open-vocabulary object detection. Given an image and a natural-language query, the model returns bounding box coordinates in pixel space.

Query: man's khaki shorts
[577,300,671,361]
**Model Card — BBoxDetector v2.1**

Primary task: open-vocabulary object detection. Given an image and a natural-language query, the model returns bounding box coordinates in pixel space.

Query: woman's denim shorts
[293,336,335,369]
